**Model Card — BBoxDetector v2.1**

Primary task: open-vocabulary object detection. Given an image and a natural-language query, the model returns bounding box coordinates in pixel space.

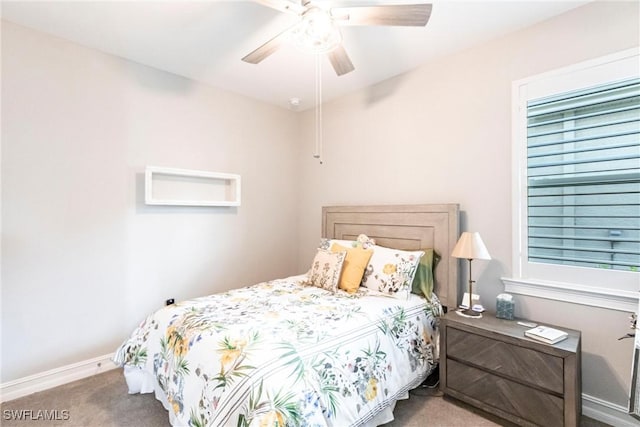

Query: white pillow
[306,249,347,293]
[319,238,355,251]
[361,245,424,300]
[318,234,376,251]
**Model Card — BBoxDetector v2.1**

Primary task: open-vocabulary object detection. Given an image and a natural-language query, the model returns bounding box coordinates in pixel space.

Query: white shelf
[144,166,241,207]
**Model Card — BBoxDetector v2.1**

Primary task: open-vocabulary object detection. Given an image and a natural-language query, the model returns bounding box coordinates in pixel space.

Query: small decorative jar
[496,293,515,320]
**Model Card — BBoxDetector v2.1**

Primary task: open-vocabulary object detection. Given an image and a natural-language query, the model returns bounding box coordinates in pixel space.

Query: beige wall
[1,21,300,382]
[296,1,639,407]
[1,0,639,414]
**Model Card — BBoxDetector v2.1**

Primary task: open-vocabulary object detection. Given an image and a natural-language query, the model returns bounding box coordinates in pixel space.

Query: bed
[114,204,460,426]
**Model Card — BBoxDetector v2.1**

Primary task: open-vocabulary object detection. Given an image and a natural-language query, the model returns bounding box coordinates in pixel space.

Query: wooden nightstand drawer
[447,359,564,427]
[447,327,564,394]
[440,312,581,427]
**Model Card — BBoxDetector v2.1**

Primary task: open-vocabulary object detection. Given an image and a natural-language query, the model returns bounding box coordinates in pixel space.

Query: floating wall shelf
[144,166,241,207]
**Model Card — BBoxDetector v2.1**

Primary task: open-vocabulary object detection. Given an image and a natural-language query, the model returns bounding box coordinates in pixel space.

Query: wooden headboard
[322,204,460,310]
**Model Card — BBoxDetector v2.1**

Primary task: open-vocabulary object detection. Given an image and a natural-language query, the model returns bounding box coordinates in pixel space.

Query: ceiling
[1,0,591,111]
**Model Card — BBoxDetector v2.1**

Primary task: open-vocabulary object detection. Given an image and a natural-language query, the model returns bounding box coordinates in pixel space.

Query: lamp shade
[451,232,491,260]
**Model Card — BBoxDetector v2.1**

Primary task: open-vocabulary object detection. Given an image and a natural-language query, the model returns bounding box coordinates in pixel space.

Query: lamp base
[455,308,482,318]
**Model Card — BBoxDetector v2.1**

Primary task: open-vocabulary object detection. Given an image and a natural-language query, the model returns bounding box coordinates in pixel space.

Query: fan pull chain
[314,54,323,164]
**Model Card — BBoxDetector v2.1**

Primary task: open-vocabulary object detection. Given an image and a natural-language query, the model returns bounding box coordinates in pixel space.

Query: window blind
[526,78,640,271]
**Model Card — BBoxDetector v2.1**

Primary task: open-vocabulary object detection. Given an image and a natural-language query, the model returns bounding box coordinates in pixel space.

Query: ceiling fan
[242,0,433,76]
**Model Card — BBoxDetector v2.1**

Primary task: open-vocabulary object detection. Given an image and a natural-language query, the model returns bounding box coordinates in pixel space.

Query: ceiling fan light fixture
[244,1,433,76]
[289,7,342,54]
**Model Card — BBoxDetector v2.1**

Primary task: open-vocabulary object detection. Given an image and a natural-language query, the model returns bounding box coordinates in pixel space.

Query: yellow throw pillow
[331,243,373,293]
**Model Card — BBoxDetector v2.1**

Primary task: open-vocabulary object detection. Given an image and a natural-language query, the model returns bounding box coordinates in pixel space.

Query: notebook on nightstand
[525,325,568,344]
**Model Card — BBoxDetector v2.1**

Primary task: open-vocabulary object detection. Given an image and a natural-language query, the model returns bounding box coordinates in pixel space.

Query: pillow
[306,249,347,293]
[319,234,376,251]
[411,248,441,301]
[319,238,354,251]
[361,245,424,300]
[331,243,374,294]
[355,234,376,248]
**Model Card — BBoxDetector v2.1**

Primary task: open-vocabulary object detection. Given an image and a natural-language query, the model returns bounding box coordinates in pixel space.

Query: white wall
[1,21,300,383]
[295,1,639,408]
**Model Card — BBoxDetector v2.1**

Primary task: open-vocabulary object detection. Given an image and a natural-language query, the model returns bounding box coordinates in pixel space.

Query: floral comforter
[114,275,442,427]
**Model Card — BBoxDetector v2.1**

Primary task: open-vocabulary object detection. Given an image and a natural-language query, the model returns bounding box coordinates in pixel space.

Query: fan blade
[252,0,305,15]
[332,4,432,26]
[327,45,355,76]
[242,28,292,64]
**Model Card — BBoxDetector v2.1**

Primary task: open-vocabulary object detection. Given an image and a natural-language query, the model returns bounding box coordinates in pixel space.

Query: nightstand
[439,311,581,427]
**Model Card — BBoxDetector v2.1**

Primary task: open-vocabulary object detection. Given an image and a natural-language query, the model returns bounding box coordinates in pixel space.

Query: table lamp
[451,232,491,317]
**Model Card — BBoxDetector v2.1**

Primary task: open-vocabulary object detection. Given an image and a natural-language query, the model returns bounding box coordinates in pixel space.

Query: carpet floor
[1,369,610,426]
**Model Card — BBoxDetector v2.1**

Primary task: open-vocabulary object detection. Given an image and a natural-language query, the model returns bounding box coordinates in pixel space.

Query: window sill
[500,277,638,312]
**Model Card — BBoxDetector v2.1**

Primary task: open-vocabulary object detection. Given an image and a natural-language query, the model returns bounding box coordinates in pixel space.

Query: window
[506,49,640,311]
[527,79,639,271]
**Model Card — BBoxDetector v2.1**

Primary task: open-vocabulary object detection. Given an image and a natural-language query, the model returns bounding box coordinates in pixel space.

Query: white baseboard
[0,353,118,403]
[583,393,637,427]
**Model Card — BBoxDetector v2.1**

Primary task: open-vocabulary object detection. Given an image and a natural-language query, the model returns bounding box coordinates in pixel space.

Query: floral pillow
[361,245,424,300]
[319,238,353,251]
[306,249,347,293]
[319,234,376,251]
